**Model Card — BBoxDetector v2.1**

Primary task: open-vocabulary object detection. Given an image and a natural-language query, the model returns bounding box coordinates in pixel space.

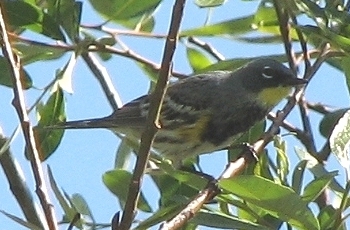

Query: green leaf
[4,1,65,41]
[195,0,226,8]
[191,210,270,229]
[34,88,66,161]
[15,43,65,65]
[137,14,156,32]
[97,36,117,46]
[292,160,308,194]
[319,108,349,138]
[0,57,32,89]
[253,2,278,29]
[71,193,95,223]
[186,47,212,72]
[293,0,327,29]
[341,57,350,97]
[236,35,283,44]
[193,54,288,74]
[137,62,159,83]
[295,148,345,194]
[102,169,152,212]
[253,2,301,39]
[117,11,156,32]
[0,210,42,230]
[274,136,289,183]
[114,136,133,169]
[47,166,81,227]
[181,16,254,37]
[298,25,350,53]
[151,173,181,206]
[318,205,342,230]
[254,149,274,181]
[228,120,265,162]
[157,161,208,191]
[219,175,320,230]
[89,0,161,21]
[46,0,82,40]
[54,52,78,94]
[329,109,350,169]
[339,182,350,213]
[218,194,260,223]
[302,172,337,202]
[135,204,184,230]
[150,167,205,209]
[94,37,116,61]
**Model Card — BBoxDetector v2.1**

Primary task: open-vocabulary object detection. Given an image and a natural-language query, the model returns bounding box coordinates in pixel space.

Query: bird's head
[238,59,307,106]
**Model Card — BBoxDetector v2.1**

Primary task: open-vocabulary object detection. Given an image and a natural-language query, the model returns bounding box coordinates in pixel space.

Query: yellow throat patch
[258,86,293,106]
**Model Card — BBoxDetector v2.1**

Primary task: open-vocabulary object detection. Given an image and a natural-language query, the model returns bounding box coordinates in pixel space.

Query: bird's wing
[164,72,230,111]
[105,95,149,128]
[57,72,232,130]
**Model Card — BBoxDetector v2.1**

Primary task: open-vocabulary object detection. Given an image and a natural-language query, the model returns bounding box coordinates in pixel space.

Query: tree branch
[0,133,44,229]
[117,1,186,229]
[0,3,57,230]
[81,52,123,110]
[187,36,225,61]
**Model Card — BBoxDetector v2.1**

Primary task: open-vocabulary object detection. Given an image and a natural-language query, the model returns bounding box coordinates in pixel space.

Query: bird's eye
[262,66,274,79]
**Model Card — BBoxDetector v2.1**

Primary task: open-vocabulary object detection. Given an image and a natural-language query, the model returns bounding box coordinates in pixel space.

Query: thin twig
[88,44,187,79]
[306,102,334,115]
[283,0,311,71]
[81,52,123,110]
[273,0,297,73]
[318,141,331,162]
[187,36,225,61]
[8,32,73,51]
[0,133,44,229]
[303,43,331,81]
[267,112,306,140]
[0,3,57,230]
[117,1,186,229]
[82,24,168,39]
[11,33,188,79]
[268,112,321,162]
[160,183,219,230]
[298,97,318,154]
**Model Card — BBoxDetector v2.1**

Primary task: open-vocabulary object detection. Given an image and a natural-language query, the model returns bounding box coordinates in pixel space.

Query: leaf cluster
[1,0,350,230]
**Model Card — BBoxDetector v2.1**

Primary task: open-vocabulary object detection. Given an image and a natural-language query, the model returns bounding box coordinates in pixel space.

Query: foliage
[0,0,350,229]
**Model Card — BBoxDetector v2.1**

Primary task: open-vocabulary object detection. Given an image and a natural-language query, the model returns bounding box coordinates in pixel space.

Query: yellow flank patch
[177,115,210,143]
[258,86,292,106]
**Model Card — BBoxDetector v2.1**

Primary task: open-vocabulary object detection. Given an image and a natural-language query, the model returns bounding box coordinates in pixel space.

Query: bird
[52,58,307,166]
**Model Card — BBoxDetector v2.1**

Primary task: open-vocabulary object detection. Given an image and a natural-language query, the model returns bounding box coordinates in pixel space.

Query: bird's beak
[283,77,308,86]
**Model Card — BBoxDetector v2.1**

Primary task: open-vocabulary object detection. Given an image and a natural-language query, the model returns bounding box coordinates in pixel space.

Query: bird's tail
[47,115,119,129]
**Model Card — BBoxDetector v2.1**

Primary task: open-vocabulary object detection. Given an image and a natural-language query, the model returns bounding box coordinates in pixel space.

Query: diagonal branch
[81,52,123,110]
[0,3,57,230]
[272,0,296,73]
[0,133,45,229]
[117,1,186,230]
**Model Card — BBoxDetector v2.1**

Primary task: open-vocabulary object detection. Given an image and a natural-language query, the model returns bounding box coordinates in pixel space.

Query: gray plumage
[51,58,306,164]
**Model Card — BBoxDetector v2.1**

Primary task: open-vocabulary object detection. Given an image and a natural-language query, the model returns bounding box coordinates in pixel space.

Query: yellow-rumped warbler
[54,59,306,165]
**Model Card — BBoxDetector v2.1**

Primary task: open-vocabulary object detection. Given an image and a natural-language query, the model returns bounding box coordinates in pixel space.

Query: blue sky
[0,1,349,229]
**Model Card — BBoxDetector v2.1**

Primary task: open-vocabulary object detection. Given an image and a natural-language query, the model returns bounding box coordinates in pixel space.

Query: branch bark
[117,0,186,229]
[0,3,57,230]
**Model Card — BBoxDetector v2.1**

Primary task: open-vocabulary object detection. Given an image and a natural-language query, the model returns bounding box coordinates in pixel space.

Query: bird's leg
[227,142,259,163]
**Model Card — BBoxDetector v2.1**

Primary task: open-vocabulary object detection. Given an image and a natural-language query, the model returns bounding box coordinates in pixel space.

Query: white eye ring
[262,66,274,79]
